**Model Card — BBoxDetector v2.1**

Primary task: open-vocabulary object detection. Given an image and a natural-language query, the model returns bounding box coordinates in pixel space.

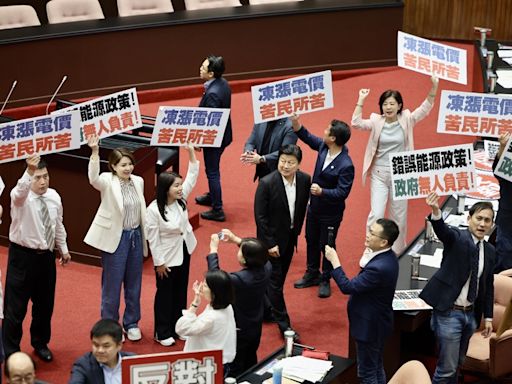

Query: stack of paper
[268,356,333,383]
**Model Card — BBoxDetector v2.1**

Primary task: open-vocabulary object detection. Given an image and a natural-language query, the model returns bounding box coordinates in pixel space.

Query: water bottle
[284,329,295,357]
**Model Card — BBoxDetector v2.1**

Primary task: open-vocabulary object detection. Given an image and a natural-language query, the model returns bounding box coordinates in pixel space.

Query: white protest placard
[494,135,512,182]
[0,176,4,196]
[151,106,230,148]
[251,70,333,124]
[398,31,467,84]
[55,88,142,144]
[484,140,501,161]
[437,90,512,137]
[0,111,81,164]
[390,144,476,200]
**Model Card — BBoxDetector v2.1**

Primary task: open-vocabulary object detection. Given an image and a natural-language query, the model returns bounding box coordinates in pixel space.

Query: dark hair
[156,171,186,220]
[90,319,123,344]
[108,148,135,174]
[206,55,225,78]
[205,270,234,310]
[376,218,399,246]
[37,157,48,170]
[240,237,268,269]
[4,352,36,379]
[329,120,351,146]
[379,90,403,115]
[469,201,494,220]
[278,144,302,163]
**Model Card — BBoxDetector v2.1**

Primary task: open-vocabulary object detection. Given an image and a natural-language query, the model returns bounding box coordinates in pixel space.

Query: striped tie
[39,196,54,251]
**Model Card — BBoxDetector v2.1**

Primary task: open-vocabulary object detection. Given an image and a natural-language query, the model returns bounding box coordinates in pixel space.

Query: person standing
[254,144,310,335]
[291,114,355,298]
[195,55,232,222]
[146,144,199,347]
[420,192,495,383]
[351,76,438,254]
[84,134,147,342]
[241,117,297,181]
[3,155,71,362]
[325,218,399,384]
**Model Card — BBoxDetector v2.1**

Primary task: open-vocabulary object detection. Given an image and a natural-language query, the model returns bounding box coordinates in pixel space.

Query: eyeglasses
[368,229,386,240]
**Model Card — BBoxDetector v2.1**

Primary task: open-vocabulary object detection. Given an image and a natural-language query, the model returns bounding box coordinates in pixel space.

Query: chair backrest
[184,0,241,10]
[47,0,105,24]
[0,5,40,30]
[492,274,512,330]
[117,0,173,17]
[388,360,431,384]
[249,0,302,4]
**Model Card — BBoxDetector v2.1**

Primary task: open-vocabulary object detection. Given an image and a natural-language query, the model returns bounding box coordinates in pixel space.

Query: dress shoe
[294,273,321,289]
[195,193,212,206]
[200,208,226,222]
[34,347,53,362]
[318,280,331,298]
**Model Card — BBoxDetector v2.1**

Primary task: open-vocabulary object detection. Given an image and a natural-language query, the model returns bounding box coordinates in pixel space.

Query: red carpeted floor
[0,44,479,382]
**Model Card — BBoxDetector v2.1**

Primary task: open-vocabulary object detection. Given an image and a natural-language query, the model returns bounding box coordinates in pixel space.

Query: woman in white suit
[145,144,199,346]
[84,134,147,341]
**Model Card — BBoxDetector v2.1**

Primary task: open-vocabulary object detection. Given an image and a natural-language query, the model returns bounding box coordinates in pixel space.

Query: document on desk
[497,70,512,88]
[497,50,512,58]
[393,290,432,311]
[267,356,333,383]
[420,249,443,268]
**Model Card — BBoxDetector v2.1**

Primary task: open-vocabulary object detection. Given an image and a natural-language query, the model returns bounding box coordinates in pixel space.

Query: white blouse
[145,161,199,267]
[176,304,237,364]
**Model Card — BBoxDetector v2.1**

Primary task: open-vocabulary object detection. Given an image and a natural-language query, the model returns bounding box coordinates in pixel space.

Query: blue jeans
[101,227,143,330]
[355,340,386,384]
[495,225,512,273]
[203,147,224,210]
[431,309,477,384]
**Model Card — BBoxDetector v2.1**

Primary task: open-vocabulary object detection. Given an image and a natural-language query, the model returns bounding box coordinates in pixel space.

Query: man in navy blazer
[195,55,232,222]
[254,144,311,335]
[325,218,399,384]
[69,319,133,384]
[241,117,297,181]
[291,114,355,298]
[420,192,495,384]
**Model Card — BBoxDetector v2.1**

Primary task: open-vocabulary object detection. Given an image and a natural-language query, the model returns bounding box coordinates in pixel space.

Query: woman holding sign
[84,134,147,342]
[145,143,199,347]
[351,76,439,253]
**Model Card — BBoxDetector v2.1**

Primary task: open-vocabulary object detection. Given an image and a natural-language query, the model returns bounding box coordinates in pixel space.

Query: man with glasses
[325,218,399,384]
[254,144,311,337]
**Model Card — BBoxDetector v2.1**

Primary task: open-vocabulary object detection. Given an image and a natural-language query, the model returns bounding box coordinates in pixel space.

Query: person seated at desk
[69,319,133,384]
[176,270,236,377]
[325,218,399,384]
[420,192,495,384]
[492,132,512,273]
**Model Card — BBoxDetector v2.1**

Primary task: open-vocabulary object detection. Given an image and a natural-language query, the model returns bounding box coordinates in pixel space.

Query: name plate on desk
[393,289,432,311]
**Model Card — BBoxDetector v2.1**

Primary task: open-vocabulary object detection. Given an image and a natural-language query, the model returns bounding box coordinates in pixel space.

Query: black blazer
[68,351,133,384]
[419,216,495,323]
[296,126,354,219]
[207,253,271,340]
[254,170,311,252]
[199,77,232,148]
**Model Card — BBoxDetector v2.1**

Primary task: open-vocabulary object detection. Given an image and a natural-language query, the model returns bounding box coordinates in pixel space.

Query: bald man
[4,352,49,384]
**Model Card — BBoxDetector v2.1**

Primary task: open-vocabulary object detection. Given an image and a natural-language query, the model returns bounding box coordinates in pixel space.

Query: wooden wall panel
[403,0,512,41]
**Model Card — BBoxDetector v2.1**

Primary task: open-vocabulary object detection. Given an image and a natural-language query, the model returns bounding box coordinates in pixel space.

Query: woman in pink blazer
[351,76,438,253]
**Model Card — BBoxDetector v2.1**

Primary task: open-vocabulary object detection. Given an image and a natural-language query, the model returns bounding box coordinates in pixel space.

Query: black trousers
[229,331,261,377]
[153,242,191,340]
[2,243,56,357]
[266,231,296,332]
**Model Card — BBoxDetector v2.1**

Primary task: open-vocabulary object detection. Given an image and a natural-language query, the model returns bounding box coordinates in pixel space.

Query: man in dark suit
[325,218,399,384]
[420,192,495,384]
[291,114,355,298]
[254,144,311,335]
[69,319,133,384]
[241,117,297,181]
[195,55,232,222]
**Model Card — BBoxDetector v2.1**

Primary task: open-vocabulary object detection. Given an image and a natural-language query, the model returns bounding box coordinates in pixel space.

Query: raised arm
[87,134,107,191]
[182,143,200,200]
[426,76,439,105]
[11,155,39,206]
[426,191,457,244]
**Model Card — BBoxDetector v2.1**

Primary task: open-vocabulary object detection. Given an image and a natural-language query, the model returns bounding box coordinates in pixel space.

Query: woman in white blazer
[145,144,199,346]
[84,134,147,342]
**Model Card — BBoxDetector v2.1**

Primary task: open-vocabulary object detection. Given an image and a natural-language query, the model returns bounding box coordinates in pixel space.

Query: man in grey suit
[241,118,297,181]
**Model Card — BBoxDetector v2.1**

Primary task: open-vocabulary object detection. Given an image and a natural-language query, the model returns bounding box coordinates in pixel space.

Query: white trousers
[367,165,408,254]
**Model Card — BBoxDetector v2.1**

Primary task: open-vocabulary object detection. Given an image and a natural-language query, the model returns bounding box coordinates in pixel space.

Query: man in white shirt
[2,155,71,362]
[254,144,311,336]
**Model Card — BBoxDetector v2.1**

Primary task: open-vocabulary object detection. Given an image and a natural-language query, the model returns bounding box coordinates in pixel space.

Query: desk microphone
[0,80,18,116]
[46,76,68,115]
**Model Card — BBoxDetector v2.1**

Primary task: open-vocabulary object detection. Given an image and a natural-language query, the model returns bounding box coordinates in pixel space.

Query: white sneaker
[157,336,176,347]
[126,327,142,341]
